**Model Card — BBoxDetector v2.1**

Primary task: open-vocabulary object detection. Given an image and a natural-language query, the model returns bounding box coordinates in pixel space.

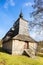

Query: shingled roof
[12,34,37,42]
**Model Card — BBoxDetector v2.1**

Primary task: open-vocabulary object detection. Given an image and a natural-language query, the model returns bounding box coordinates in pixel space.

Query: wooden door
[24,42,29,49]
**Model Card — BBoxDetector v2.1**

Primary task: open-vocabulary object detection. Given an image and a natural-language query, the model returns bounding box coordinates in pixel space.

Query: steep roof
[2,12,37,43]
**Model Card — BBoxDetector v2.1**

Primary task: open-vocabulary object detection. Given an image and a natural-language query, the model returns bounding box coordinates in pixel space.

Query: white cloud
[29,29,43,41]
[4,1,8,8]
[23,2,33,7]
[40,31,43,35]
[10,0,15,6]
[29,25,43,41]
[4,0,15,8]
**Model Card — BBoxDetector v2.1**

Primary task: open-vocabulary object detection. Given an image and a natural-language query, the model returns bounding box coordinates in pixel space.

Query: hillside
[0,40,43,65]
[0,48,43,65]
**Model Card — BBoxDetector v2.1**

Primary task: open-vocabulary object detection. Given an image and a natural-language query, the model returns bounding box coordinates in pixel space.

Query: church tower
[13,12,29,37]
[3,12,29,41]
[19,12,29,36]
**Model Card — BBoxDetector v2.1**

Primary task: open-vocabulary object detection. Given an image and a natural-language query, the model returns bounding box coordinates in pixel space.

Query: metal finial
[19,9,23,18]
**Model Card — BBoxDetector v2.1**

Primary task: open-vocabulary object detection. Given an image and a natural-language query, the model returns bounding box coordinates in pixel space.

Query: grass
[0,47,43,65]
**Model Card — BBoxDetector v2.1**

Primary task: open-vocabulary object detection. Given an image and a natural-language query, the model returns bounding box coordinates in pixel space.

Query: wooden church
[2,12,37,58]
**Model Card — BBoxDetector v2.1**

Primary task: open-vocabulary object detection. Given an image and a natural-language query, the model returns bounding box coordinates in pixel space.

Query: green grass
[37,52,43,57]
[0,47,43,65]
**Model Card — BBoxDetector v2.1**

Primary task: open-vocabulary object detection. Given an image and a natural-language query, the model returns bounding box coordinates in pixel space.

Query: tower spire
[19,10,23,18]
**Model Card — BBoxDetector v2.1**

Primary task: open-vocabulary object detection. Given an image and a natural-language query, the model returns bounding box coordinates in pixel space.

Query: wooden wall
[12,40,26,55]
[2,40,12,53]
[19,18,29,35]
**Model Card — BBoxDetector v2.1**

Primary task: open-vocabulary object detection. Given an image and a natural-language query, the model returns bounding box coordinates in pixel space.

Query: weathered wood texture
[12,40,26,55]
[2,15,37,56]
[2,40,12,53]
[19,18,29,35]
[12,40,37,55]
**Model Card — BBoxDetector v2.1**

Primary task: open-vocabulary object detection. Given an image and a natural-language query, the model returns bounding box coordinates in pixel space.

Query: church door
[24,42,29,49]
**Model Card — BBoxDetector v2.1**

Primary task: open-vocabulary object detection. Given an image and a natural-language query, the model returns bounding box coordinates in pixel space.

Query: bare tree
[29,0,43,41]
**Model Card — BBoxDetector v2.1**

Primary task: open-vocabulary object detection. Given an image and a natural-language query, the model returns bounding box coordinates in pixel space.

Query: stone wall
[2,40,12,53]
[12,40,26,55]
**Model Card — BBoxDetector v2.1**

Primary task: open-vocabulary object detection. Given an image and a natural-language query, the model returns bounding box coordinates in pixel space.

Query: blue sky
[0,0,43,41]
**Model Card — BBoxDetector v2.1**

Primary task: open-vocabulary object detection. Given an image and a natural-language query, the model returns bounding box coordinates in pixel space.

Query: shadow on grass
[22,51,30,57]
[0,47,4,52]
